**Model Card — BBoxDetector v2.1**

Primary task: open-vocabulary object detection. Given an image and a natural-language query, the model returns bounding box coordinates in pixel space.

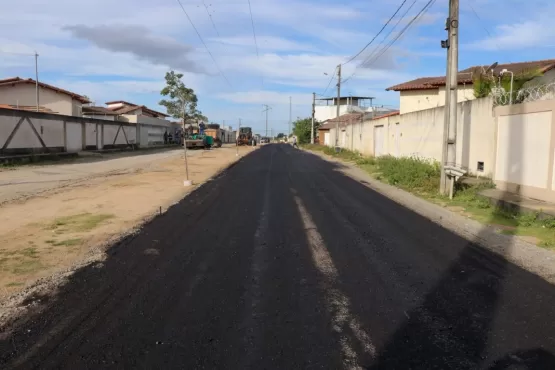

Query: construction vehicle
[204,124,223,148]
[236,127,255,146]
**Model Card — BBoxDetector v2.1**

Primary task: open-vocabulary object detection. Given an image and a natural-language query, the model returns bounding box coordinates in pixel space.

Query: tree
[276,133,285,139]
[159,70,205,123]
[292,117,320,144]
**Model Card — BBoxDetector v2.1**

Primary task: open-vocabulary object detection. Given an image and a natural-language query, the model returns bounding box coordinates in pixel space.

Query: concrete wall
[0,83,80,116]
[329,96,496,176]
[0,108,168,156]
[399,85,475,114]
[493,99,555,203]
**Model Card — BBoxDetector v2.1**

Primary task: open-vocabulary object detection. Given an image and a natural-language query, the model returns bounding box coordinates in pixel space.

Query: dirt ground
[0,145,256,299]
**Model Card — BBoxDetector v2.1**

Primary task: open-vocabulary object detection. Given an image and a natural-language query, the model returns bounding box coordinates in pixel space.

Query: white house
[386,59,555,114]
[315,96,396,123]
[0,77,90,116]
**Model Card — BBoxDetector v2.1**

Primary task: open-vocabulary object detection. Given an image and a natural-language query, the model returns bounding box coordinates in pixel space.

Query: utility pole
[34,52,39,112]
[182,100,191,187]
[440,0,459,197]
[262,104,271,137]
[236,118,241,157]
[311,92,316,144]
[335,64,341,149]
[287,97,292,137]
[440,1,452,195]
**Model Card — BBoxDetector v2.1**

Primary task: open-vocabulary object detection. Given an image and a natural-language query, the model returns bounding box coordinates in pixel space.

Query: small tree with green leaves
[159,70,205,123]
[473,67,543,102]
[292,117,320,144]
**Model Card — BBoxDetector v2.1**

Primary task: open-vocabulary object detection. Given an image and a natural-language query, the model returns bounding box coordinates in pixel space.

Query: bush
[376,155,440,192]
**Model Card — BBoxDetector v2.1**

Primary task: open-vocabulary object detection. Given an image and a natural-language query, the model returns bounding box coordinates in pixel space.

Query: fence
[0,108,175,156]
[491,82,555,106]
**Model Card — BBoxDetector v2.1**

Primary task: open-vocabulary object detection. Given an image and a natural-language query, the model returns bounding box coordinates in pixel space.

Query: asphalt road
[2,144,555,369]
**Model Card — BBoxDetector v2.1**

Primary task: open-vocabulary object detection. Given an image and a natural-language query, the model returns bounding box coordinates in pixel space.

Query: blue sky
[1,0,554,135]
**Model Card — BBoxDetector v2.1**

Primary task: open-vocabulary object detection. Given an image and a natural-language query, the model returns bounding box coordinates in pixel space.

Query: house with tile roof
[104,100,169,119]
[386,59,555,114]
[0,77,90,116]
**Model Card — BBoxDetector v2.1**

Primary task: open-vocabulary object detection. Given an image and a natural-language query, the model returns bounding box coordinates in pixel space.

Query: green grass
[52,238,83,247]
[10,259,44,275]
[47,213,115,233]
[5,281,24,287]
[303,144,555,249]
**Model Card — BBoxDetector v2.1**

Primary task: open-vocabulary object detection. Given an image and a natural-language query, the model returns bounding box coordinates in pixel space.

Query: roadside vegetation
[302,144,555,249]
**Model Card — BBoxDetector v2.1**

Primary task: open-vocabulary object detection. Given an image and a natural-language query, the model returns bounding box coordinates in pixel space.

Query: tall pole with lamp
[500,69,514,105]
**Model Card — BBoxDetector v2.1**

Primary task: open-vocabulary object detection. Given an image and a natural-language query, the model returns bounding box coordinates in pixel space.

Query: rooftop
[386,59,555,92]
[0,104,57,114]
[0,77,90,103]
[317,96,376,101]
[82,106,120,115]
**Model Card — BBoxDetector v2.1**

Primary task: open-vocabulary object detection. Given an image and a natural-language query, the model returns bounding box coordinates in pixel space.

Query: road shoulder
[302,148,555,285]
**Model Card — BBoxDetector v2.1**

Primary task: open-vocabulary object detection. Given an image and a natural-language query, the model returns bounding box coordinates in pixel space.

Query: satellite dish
[486,62,498,72]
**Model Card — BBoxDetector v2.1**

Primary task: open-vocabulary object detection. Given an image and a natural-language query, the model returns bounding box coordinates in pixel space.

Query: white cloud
[467,21,555,51]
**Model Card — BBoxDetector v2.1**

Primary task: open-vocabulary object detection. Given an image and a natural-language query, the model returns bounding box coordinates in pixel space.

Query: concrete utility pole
[440,0,459,197]
[236,118,241,157]
[335,64,341,148]
[262,104,271,137]
[440,1,452,195]
[34,52,39,112]
[289,97,293,135]
[182,100,191,187]
[311,92,316,144]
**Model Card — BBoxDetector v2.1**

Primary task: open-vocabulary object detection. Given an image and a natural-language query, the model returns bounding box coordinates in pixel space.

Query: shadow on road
[289,144,555,369]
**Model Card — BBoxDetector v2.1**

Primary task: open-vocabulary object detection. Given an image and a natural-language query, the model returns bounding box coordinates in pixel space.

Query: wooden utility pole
[311,92,316,144]
[335,64,341,149]
[440,0,459,196]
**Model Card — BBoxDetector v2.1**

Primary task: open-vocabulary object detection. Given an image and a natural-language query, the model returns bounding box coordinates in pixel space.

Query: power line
[342,0,408,65]
[0,50,35,56]
[466,0,507,59]
[202,1,220,37]
[175,0,232,88]
[344,0,418,84]
[343,0,436,84]
[247,0,264,89]
[321,66,338,96]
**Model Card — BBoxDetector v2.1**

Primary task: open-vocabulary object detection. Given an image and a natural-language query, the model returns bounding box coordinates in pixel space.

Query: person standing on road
[292,135,298,148]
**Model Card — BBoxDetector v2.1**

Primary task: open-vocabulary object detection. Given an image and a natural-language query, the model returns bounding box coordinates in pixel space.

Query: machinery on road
[236,127,256,146]
[204,124,223,148]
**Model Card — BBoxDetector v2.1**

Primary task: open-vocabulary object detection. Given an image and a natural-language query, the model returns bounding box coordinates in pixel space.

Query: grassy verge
[302,144,555,249]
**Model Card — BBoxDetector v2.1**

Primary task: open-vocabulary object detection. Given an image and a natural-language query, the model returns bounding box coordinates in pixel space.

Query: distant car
[260,137,270,144]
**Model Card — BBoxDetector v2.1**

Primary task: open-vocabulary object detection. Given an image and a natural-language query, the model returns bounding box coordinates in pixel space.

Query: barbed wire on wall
[490,82,555,106]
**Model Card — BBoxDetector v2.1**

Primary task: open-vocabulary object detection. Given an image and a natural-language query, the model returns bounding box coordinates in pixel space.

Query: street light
[500,68,514,105]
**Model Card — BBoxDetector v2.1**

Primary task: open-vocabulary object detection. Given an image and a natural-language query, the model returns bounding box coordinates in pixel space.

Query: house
[0,77,90,116]
[81,106,120,121]
[386,59,555,114]
[318,112,364,146]
[104,100,169,119]
[315,96,396,123]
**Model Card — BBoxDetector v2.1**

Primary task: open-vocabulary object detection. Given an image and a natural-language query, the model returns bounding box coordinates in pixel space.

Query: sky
[1,0,554,135]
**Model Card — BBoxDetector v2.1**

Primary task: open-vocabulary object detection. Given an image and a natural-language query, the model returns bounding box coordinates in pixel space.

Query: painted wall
[493,99,555,203]
[0,83,79,116]
[329,96,496,176]
[399,85,475,114]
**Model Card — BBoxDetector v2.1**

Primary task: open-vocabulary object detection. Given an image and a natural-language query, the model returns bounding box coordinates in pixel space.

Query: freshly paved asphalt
[2,144,555,369]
